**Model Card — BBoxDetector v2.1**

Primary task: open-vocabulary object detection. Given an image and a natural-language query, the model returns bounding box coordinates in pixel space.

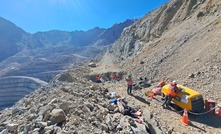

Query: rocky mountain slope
[0,17,28,62]
[0,18,133,81]
[0,0,221,134]
[0,17,133,110]
[110,0,221,102]
[0,17,133,62]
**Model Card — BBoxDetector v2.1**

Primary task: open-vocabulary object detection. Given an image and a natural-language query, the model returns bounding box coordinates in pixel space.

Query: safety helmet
[172,80,177,85]
[127,74,132,77]
[158,80,165,86]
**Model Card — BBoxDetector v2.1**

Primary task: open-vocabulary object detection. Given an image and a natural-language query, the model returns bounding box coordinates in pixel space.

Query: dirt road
[90,52,121,74]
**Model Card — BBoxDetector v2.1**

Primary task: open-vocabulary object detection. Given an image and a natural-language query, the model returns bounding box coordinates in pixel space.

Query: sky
[0,0,169,33]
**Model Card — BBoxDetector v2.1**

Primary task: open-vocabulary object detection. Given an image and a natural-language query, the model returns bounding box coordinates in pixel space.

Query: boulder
[11,107,23,115]
[128,118,136,127]
[72,118,80,125]
[39,105,53,117]
[88,62,97,67]
[131,124,150,134]
[43,111,51,122]
[32,128,40,134]
[82,106,91,113]
[84,101,94,111]
[23,98,32,106]
[38,122,47,128]
[29,107,36,113]
[57,73,74,82]
[89,85,99,90]
[101,123,109,132]
[44,126,54,133]
[50,109,66,124]
[7,123,18,133]
[0,129,8,134]
[105,114,114,130]
[18,124,31,133]
[59,101,71,112]
[107,103,117,111]
[27,114,37,121]
[119,116,130,129]
[116,124,123,131]
[53,126,62,134]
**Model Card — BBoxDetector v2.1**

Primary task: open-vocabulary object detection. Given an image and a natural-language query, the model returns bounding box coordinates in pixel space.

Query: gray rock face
[110,0,207,61]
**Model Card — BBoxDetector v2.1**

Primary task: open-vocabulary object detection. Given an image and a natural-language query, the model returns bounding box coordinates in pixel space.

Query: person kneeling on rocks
[162,80,179,108]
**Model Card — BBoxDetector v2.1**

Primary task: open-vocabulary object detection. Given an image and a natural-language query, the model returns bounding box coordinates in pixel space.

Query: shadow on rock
[131,94,150,105]
[189,113,221,128]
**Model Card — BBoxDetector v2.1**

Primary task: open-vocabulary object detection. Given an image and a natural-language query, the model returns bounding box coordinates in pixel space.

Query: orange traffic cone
[180,108,189,126]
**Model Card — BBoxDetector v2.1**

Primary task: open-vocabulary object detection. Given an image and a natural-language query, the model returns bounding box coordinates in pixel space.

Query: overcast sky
[0,0,169,33]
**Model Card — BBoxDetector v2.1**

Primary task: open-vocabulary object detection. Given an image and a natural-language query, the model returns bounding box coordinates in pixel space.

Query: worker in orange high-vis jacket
[111,73,117,83]
[96,74,102,83]
[162,80,179,108]
[125,74,133,94]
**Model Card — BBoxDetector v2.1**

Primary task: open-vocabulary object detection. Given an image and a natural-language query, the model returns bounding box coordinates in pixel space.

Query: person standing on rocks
[111,73,117,83]
[96,74,102,83]
[125,74,133,94]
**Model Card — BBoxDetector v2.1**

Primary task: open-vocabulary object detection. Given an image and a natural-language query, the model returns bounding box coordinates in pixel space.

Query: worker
[138,77,144,85]
[158,80,166,87]
[162,80,178,108]
[117,76,120,82]
[139,77,151,88]
[111,73,117,83]
[169,80,180,92]
[125,74,133,94]
[96,74,102,83]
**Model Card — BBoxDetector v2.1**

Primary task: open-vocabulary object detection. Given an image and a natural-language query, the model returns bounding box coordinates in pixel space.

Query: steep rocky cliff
[111,0,208,60]
[110,0,221,103]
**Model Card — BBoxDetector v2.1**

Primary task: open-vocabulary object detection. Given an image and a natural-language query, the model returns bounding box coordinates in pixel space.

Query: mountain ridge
[0,17,134,61]
[0,17,133,110]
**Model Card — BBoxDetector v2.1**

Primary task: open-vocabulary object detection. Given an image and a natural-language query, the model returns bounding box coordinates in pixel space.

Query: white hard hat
[172,80,177,85]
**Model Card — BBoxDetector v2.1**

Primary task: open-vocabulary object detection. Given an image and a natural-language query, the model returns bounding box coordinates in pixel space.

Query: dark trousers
[127,85,132,94]
[162,95,173,107]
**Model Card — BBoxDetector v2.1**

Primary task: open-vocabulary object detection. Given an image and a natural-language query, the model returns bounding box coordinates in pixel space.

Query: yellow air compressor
[161,84,204,112]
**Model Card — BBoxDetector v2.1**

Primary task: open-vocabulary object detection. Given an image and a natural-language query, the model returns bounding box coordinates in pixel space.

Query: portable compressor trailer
[161,84,204,112]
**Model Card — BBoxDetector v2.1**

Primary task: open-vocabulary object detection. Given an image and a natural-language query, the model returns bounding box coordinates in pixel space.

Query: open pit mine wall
[0,76,48,110]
